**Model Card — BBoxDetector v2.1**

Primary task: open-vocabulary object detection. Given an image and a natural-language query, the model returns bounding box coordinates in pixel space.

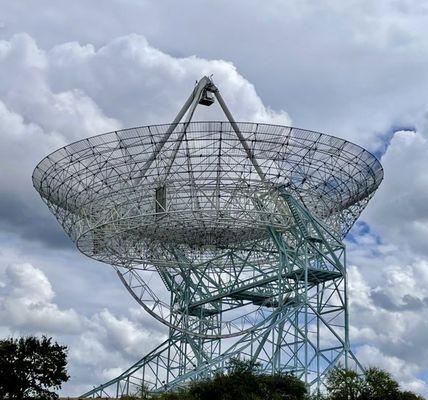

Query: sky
[0,0,428,396]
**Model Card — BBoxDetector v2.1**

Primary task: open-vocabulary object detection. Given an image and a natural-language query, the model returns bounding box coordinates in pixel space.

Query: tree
[399,392,426,400]
[182,359,260,400]
[258,373,308,400]
[153,358,308,400]
[323,367,426,400]
[325,367,364,400]
[361,368,400,400]
[0,336,69,399]
[226,358,260,375]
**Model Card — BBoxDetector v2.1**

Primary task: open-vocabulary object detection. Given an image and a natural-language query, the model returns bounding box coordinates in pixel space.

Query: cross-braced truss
[32,76,383,397]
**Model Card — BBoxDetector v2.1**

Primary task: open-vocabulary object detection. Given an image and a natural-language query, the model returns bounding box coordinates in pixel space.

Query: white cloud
[0,263,82,334]
[347,233,428,397]
[365,127,428,257]
[0,32,290,248]
[91,308,161,357]
[344,111,428,399]
[0,35,122,246]
[0,34,120,142]
[0,1,428,396]
[356,345,427,394]
[45,34,291,126]
[0,30,290,395]
[2,0,428,149]
[0,261,166,395]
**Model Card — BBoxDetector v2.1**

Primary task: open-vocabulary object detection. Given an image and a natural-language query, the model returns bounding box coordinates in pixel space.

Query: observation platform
[183,266,342,312]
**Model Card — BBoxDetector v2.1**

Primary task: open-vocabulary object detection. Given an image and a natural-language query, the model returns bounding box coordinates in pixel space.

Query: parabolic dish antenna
[33,76,383,396]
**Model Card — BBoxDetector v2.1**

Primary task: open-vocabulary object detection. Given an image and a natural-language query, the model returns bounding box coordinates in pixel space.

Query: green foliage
[120,363,426,400]
[0,335,69,399]
[322,367,425,400]
[399,391,426,400]
[257,373,308,400]
[325,367,364,400]
[148,362,426,400]
[225,358,261,375]
[361,367,400,400]
[124,384,150,400]
[151,358,308,400]
[154,390,192,400]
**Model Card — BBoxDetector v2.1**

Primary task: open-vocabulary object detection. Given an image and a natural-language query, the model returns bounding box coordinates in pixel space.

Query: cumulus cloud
[0,263,82,334]
[342,108,428,398]
[0,262,166,395]
[0,34,121,141]
[69,307,166,393]
[4,1,428,148]
[0,35,121,247]
[0,32,290,248]
[45,34,291,126]
[347,242,428,397]
[356,345,427,394]
[90,308,159,357]
[0,30,289,395]
[1,1,428,396]
[364,127,428,257]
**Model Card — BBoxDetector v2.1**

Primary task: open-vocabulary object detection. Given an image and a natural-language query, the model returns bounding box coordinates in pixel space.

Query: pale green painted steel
[33,77,382,398]
[81,190,363,398]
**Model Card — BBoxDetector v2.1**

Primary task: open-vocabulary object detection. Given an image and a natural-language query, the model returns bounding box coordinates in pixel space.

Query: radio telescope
[33,76,383,397]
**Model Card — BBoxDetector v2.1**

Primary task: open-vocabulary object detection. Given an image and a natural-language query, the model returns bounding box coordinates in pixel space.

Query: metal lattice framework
[33,76,383,397]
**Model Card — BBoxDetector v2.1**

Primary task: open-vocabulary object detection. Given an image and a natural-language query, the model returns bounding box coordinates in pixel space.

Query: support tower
[32,77,383,397]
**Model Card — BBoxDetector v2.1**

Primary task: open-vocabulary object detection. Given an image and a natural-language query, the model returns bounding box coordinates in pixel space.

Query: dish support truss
[52,76,373,398]
[81,188,362,398]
